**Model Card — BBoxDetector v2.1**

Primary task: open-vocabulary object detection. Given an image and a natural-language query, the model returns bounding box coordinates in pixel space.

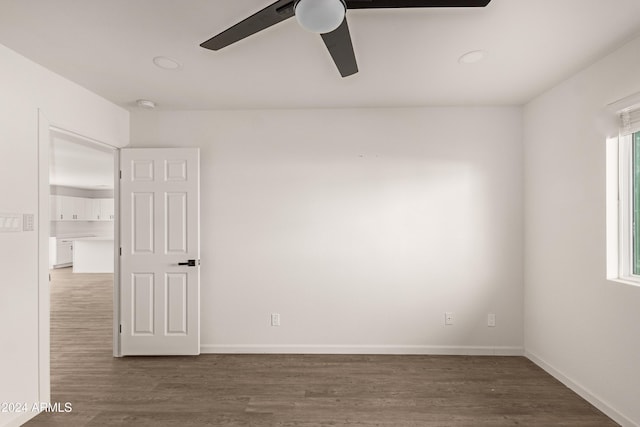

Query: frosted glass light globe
[295,0,346,34]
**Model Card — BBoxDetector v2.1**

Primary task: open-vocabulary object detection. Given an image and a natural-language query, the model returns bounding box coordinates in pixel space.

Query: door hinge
[119,170,122,179]
[119,324,122,334]
[49,274,51,282]
[119,247,122,256]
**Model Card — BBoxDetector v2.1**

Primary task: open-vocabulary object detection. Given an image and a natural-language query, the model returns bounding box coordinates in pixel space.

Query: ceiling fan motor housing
[294,0,347,34]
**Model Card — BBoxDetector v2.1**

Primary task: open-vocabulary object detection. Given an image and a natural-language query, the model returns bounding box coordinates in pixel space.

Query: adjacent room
[1,0,639,426]
[49,130,115,274]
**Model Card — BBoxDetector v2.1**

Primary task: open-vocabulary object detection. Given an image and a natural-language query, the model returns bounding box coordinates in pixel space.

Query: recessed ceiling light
[458,50,486,64]
[136,99,156,110]
[153,56,181,70]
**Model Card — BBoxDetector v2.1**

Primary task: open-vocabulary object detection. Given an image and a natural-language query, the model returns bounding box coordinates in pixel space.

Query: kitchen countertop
[72,236,114,241]
[52,235,113,241]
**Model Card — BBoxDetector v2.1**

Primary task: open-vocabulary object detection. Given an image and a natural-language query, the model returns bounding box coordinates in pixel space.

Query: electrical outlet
[271,313,280,327]
[488,313,496,327]
[445,312,454,326]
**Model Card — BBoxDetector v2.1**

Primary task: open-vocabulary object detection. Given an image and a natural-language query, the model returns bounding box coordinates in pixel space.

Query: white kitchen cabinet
[50,195,77,220]
[86,198,101,221]
[50,195,114,221]
[57,196,74,220]
[54,239,73,267]
[100,198,115,221]
[55,195,85,220]
[50,195,76,220]
[70,196,86,220]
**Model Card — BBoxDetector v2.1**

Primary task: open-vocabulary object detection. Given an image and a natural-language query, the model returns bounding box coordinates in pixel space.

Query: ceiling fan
[201,0,492,78]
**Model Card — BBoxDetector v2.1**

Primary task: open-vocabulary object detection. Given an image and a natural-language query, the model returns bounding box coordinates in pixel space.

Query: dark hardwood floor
[26,267,618,426]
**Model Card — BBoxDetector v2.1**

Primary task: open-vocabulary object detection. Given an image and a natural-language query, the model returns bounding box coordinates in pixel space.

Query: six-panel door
[119,148,200,355]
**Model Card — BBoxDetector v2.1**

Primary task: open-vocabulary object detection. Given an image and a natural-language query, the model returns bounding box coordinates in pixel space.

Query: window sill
[607,276,640,288]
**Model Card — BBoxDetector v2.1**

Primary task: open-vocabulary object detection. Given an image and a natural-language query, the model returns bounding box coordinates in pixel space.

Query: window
[617,131,640,282]
[633,131,640,275]
[607,97,640,285]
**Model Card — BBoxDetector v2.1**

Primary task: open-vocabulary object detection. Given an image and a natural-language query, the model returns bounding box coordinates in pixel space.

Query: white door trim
[37,110,51,407]
[113,149,121,356]
[37,117,124,414]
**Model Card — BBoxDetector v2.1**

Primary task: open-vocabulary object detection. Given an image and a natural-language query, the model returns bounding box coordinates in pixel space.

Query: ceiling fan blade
[345,0,491,9]
[201,0,296,51]
[321,18,359,78]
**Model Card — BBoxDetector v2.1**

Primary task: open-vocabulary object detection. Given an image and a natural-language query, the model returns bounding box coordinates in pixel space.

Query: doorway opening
[48,127,119,356]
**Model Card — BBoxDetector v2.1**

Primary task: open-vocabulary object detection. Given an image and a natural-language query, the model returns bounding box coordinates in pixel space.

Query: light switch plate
[23,214,34,231]
[0,213,22,232]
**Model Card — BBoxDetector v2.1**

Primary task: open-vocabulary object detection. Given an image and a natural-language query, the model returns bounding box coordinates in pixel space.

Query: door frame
[37,112,123,393]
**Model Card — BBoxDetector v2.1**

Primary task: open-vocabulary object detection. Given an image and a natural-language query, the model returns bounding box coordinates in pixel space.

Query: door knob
[178,259,200,267]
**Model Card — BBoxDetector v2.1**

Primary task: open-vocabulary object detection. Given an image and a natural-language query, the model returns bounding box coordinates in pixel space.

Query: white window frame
[616,133,638,283]
[606,91,640,287]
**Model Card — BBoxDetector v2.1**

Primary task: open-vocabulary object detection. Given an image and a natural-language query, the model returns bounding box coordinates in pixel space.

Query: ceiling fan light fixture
[295,0,346,34]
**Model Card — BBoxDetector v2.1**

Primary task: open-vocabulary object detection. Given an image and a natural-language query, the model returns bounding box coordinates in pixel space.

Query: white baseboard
[525,350,637,427]
[201,344,523,356]
[0,410,39,427]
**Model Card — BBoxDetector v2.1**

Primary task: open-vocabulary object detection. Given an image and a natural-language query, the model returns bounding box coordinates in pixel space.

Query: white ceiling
[1,0,640,110]
[50,131,114,190]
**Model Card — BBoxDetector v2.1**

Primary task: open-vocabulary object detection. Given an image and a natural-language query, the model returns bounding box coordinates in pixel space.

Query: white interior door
[119,148,200,355]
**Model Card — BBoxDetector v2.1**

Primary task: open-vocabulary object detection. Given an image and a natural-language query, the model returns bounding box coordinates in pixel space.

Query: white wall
[0,43,128,427]
[131,107,523,354]
[523,35,640,426]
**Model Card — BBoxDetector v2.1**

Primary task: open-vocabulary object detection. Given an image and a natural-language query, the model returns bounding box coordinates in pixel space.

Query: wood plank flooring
[26,267,618,426]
